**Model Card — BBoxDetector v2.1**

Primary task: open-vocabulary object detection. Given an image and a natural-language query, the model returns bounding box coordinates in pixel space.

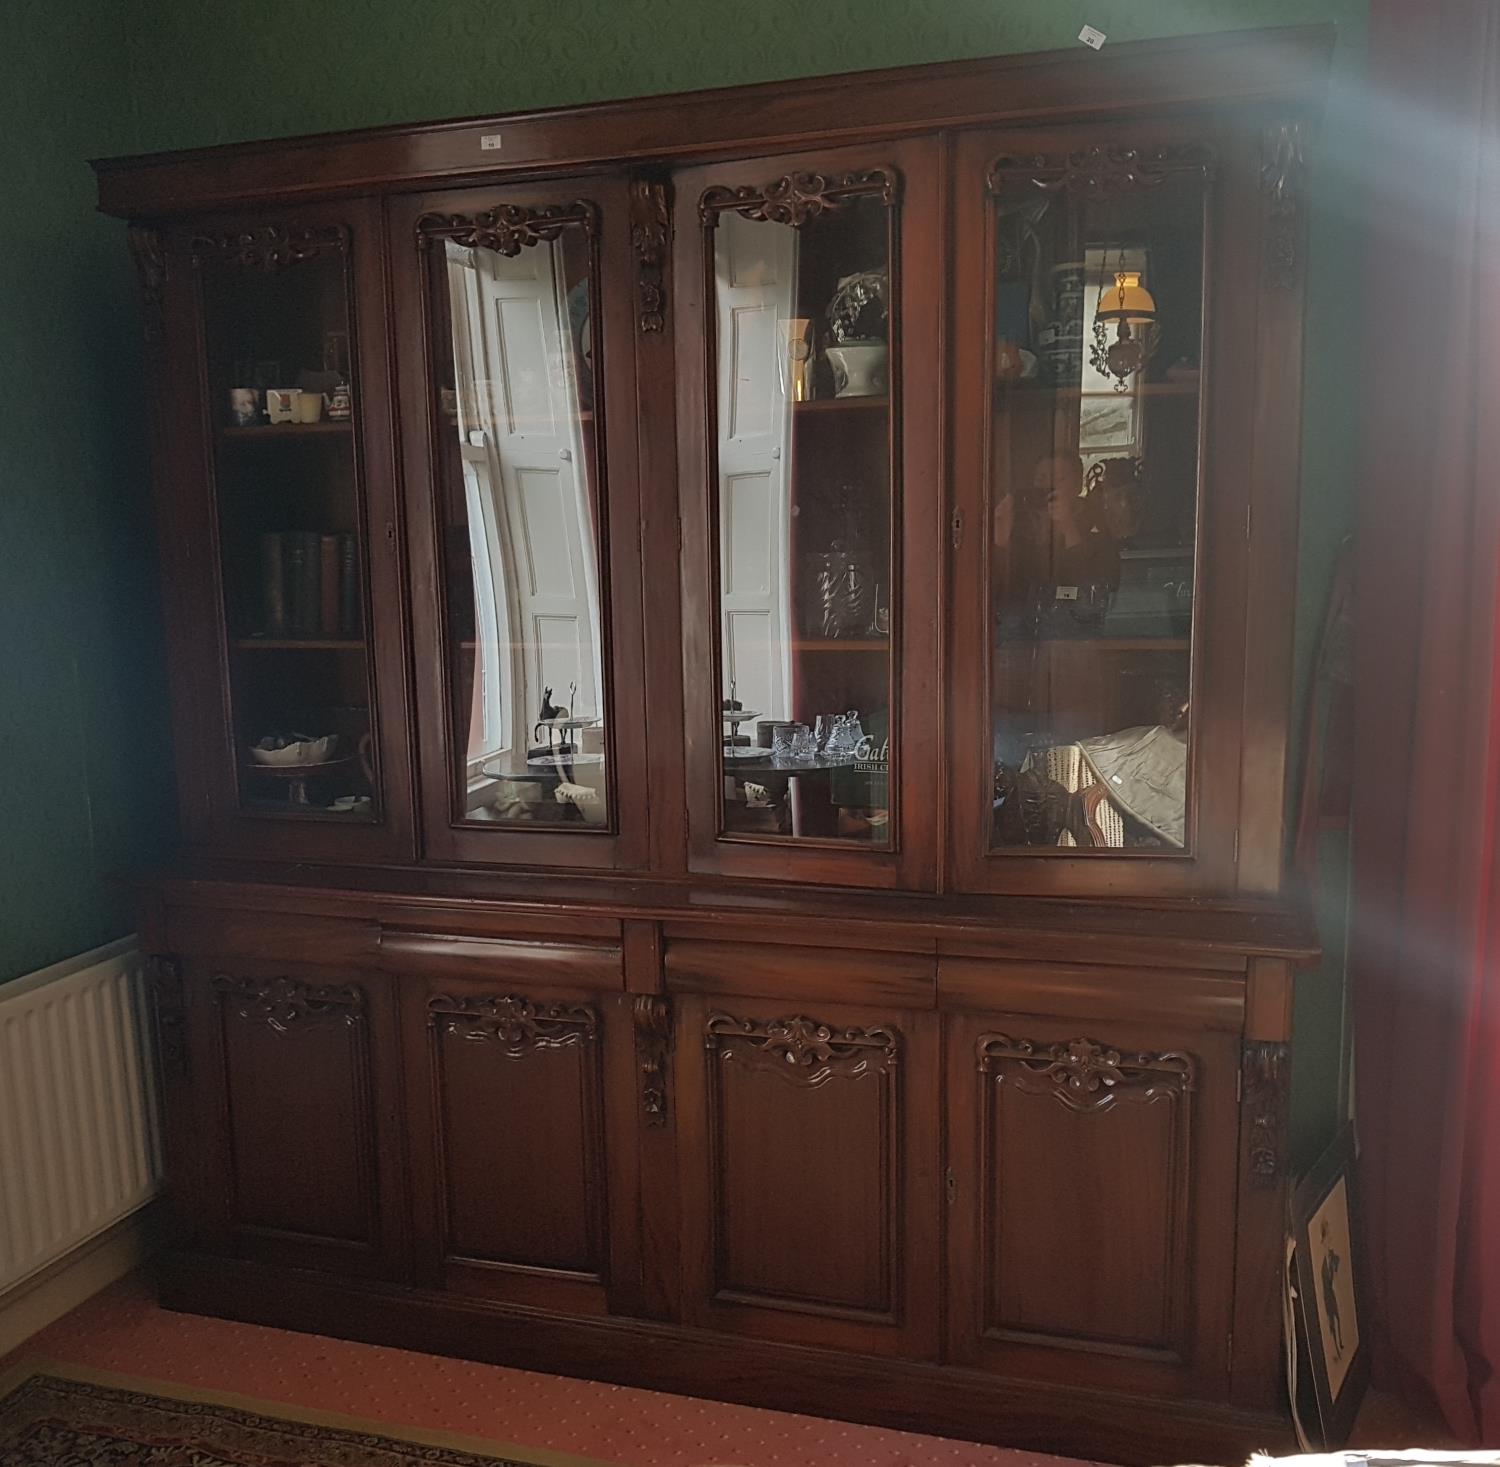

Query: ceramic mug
[228,387,260,427]
[293,392,325,424]
[265,387,300,424]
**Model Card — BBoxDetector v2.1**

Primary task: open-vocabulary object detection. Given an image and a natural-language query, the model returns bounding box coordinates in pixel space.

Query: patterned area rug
[0,1364,607,1466]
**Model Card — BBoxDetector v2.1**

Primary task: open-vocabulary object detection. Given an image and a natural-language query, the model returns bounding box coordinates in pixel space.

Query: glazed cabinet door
[944,991,1239,1398]
[173,952,407,1279]
[395,934,635,1316]
[390,176,649,870]
[673,138,943,889]
[948,115,1301,896]
[670,955,941,1358]
[145,200,415,862]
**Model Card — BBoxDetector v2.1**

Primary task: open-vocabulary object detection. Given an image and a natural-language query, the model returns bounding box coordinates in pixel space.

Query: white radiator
[0,937,161,1295]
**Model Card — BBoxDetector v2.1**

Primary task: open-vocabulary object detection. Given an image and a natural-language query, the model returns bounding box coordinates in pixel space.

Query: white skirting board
[0,936,162,1328]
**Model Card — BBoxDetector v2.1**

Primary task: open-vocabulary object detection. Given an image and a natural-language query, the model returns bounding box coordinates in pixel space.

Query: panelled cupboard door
[946,116,1299,897]
[673,139,943,890]
[179,957,407,1279]
[389,177,650,871]
[944,1009,1238,1399]
[149,200,416,863]
[398,969,635,1317]
[674,992,941,1358]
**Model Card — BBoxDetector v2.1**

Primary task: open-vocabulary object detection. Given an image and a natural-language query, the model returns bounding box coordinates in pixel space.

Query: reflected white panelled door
[715,211,794,721]
[456,241,603,758]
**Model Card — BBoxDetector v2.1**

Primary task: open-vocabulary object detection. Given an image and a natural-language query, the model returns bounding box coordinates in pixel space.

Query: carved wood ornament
[1260,121,1306,289]
[127,226,167,352]
[213,974,365,1032]
[428,993,597,1058]
[979,1033,1196,1110]
[707,1013,898,1086]
[630,178,671,333]
[416,201,598,256]
[986,142,1216,196]
[189,223,349,269]
[1242,1039,1290,1186]
[633,995,673,1124]
[699,168,899,228]
[146,953,188,1080]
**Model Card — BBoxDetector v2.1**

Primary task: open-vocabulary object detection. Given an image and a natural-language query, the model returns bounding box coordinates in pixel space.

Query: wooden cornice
[92,25,1333,218]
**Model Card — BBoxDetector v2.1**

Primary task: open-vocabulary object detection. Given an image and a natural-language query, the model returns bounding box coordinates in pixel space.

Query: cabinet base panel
[157,1252,1292,1466]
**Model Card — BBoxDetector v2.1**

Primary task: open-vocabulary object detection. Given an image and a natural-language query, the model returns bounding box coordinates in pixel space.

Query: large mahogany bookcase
[99,27,1327,1463]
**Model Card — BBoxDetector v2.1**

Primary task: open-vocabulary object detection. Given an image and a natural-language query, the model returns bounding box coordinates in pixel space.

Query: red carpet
[12,1275,1102,1467]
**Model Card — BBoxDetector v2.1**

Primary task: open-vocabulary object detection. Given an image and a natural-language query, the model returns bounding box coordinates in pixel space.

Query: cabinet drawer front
[676,993,940,1358]
[947,1011,1237,1398]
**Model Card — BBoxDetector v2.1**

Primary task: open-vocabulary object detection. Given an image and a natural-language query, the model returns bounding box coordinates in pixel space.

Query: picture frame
[1290,1125,1370,1447]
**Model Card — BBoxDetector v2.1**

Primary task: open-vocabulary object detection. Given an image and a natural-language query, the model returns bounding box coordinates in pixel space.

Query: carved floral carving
[987,142,1216,196]
[1243,1039,1290,1186]
[699,168,898,228]
[189,223,349,269]
[707,1012,898,1086]
[146,953,188,1080]
[1260,121,1306,289]
[416,201,597,256]
[979,1033,1195,1110]
[633,995,672,1124]
[630,178,671,333]
[212,973,364,1032]
[428,993,597,1058]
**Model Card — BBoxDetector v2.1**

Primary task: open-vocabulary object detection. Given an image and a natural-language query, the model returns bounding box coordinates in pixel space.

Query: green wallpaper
[6,0,1362,1156]
[0,3,174,983]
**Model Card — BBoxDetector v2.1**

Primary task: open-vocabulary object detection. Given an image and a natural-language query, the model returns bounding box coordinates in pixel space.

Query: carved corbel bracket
[1260,121,1306,290]
[1243,1039,1291,1187]
[145,953,188,1081]
[633,995,673,1125]
[630,178,671,334]
[127,225,168,354]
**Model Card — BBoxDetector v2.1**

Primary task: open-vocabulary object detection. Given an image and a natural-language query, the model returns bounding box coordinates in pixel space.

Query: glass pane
[199,233,377,820]
[988,165,1205,853]
[427,227,609,829]
[709,191,894,847]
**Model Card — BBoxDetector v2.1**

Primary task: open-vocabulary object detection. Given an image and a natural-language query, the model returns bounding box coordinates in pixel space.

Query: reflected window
[422,205,609,829]
[702,174,898,848]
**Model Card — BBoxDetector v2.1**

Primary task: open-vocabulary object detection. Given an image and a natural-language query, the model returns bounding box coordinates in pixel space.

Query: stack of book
[257,531,362,639]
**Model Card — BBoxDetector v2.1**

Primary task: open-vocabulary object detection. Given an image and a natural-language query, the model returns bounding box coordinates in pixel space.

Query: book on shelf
[319,534,340,637]
[252,530,361,642]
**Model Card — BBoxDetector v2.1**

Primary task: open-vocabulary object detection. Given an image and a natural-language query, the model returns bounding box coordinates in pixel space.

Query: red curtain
[1351,0,1500,1443]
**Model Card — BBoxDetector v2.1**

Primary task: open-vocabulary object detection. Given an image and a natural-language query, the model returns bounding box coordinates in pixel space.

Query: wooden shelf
[996,381,1199,403]
[997,636,1189,652]
[794,395,888,415]
[221,422,353,441]
[233,637,364,650]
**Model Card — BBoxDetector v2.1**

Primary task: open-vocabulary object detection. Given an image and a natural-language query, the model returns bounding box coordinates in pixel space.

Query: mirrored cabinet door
[394,180,648,869]
[676,141,942,887]
[949,122,1251,894]
[163,202,414,860]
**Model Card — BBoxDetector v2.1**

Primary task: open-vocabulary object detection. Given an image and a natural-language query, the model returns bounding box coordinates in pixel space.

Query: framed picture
[1290,1125,1369,1446]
